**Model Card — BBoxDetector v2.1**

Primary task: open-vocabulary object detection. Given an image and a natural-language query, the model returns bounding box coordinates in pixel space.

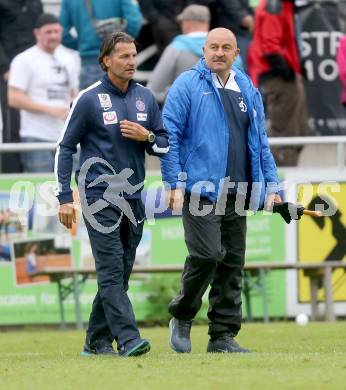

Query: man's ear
[103,56,110,68]
[33,28,39,40]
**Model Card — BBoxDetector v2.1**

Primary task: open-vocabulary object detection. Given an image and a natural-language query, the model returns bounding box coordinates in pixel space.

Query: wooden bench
[32,261,346,329]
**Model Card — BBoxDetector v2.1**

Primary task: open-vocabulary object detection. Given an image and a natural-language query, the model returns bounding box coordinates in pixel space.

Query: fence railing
[1,136,346,168]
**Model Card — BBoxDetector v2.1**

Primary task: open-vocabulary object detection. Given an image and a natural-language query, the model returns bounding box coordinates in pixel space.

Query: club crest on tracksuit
[98,93,112,109]
[136,97,145,111]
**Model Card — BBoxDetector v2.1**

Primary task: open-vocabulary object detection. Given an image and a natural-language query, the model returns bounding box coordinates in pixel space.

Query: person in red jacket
[248,0,309,166]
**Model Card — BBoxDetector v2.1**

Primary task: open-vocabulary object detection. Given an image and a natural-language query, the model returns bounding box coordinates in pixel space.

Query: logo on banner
[103,111,118,125]
[297,183,346,302]
[98,94,112,109]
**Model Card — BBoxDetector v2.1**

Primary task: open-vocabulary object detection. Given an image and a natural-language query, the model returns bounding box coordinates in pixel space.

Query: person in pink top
[337,35,346,107]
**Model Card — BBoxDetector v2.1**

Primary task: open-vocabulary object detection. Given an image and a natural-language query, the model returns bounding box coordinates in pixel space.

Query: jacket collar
[101,74,136,96]
[193,57,252,92]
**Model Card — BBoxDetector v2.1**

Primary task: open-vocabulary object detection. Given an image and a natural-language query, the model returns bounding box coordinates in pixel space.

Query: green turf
[1,323,345,390]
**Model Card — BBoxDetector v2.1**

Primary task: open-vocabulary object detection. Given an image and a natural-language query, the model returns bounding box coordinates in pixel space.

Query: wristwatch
[147,131,156,143]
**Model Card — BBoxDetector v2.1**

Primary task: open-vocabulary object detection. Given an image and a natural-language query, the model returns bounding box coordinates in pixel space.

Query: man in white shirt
[8,13,78,173]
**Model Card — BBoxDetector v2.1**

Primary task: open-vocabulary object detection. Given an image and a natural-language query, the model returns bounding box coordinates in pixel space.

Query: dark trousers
[168,194,247,337]
[261,75,309,166]
[82,198,144,348]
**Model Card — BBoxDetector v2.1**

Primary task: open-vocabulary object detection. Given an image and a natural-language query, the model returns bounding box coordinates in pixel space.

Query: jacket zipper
[209,78,229,187]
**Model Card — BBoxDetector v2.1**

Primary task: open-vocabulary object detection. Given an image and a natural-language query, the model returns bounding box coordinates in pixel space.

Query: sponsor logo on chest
[103,111,118,125]
[137,113,147,121]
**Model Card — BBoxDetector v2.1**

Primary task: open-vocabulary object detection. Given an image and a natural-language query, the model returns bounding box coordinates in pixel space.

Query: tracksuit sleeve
[55,93,89,205]
[145,94,169,157]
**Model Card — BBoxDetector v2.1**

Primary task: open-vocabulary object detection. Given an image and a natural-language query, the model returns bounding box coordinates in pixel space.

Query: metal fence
[1,136,346,170]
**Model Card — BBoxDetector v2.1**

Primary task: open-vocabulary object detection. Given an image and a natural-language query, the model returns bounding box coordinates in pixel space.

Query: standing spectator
[139,0,188,55]
[337,34,346,107]
[147,4,211,103]
[8,13,78,173]
[0,0,43,173]
[60,0,142,90]
[248,0,309,166]
[208,0,254,68]
[161,28,281,354]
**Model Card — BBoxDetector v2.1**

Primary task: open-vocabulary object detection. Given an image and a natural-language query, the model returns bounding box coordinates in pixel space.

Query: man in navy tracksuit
[55,32,169,357]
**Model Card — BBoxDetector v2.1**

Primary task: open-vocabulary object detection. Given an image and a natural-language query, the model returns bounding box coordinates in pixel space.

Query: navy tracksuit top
[55,74,169,204]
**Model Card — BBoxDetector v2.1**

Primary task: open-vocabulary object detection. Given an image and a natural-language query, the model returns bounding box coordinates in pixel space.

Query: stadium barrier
[32,261,346,329]
[1,135,346,168]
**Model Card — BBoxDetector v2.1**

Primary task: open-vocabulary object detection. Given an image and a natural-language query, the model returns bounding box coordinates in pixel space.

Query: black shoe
[118,338,151,357]
[81,343,117,356]
[169,317,192,353]
[207,335,251,353]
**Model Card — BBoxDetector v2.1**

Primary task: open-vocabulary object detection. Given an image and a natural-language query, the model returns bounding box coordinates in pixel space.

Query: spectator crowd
[0,0,345,173]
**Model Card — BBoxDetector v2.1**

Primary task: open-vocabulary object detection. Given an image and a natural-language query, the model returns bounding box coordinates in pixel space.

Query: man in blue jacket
[55,32,169,356]
[60,0,142,90]
[161,27,281,353]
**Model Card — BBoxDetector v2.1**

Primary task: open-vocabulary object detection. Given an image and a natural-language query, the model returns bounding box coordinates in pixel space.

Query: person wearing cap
[8,13,78,172]
[161,27,280,353]
[148,4,243,105]
[147,5,211,104]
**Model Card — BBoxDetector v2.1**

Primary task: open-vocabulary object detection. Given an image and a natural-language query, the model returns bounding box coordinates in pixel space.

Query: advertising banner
[297,182,346,302]
[0,174,285,325]
[299,0,346,134]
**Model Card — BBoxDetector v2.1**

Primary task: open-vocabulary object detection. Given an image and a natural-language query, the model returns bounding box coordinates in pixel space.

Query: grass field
[1,322,345,390]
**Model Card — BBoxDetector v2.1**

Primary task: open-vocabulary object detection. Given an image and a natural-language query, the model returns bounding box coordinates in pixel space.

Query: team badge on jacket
[238,97,247,113]
[103,111,118,125]
[136,97,146,112]
[98,93,112,109]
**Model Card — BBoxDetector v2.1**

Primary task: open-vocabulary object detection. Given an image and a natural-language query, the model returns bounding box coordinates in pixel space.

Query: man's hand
[165,188,184,211]
[58,203,76,229]
[264,193,282,211]
[46,106,70,121]
[241,15,254,32]
[120,120,149,141]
